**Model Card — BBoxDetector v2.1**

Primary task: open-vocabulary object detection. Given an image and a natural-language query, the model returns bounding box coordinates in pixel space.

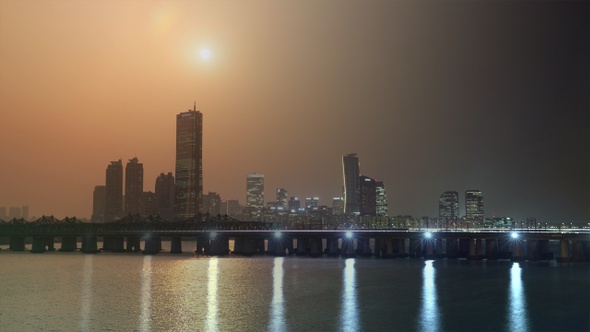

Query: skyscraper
[125,157,143,215]
[465,190,484,222]
[105,160,123,222]
[155,172,175,220]
[360,175,377,216]
[203,192,221,215]
[276,188,288,210]
[439,191,459,221]
[246,173,264,220]
[174,106,203,220]
[342,153,360,215]
[375,181,388,217]
[332,196,344,215]
[288,196,301,213]
[92,185,106,222]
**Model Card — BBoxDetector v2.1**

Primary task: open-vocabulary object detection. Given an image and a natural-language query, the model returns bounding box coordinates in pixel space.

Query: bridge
[1,215,589,262]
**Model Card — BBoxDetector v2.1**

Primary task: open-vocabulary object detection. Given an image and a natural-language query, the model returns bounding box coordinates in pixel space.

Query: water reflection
[340,258,359,332]
[79,255,93,331]
[419,260,440,332]
[140,255,152,331]
[508,262,529,331]
[268,257,286,331]
[206,258,219,332]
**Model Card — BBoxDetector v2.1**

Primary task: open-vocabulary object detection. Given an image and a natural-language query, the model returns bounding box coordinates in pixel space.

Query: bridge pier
[527,239,539,261]
[459,239,470,258]
[143,236,161,255]
[269,237,287,256]
[424,239,435,260]
[296,238,310,256]
[126,236,141,252]
[170,237,182,254]
[446,238,458,259]
[374,238,384,258]
[557,239,571,263]
[9,236,25,251]
[206,237,229,256]
[409,238,421,258]
[383,238,396,258]
[309,238,323,257]
[81,236,99,253]
[486,239,498,260]
[538,240,553,260]
[341,238,356,257]
[497,239,512,259]
[196,237,207,254]
[241,238,256,256]
[234,237,244,255]
[31,236,46,253]
[512,239,526,261]
[109,236,125,252]
[357,238,372,257]
[327,238,339,257]
[435,239,445,259]
[397,238,408,258]
[60,236,77,252]
[571,240,589,263]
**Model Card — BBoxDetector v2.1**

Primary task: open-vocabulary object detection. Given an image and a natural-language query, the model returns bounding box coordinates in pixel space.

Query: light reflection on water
[79,255,93,332]
[207,257,219,332]
[140,255,152,332]
[508,262,529,331]
[340,258,359,332]
[268,257,286,332]
[419,260,440,332]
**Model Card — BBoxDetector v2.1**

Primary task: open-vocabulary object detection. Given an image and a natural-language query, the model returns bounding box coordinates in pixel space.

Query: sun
[199,48,212,60]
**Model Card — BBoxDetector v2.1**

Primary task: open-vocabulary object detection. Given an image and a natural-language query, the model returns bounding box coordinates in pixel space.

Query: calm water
[0,243,588,331]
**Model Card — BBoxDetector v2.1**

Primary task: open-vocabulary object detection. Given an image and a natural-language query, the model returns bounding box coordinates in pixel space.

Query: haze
[0,1,587,223]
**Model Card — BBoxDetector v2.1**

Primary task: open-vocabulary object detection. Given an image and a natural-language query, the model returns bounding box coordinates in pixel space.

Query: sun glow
[199,48,212,60]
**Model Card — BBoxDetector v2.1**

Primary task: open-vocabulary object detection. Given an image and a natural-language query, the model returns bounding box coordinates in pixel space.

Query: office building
[105,160,123,222]
[155,172,175,220]
[204,192,221,216]
[360,175,377,216]
[92,185,106,222]
[246,173,264,220]
[175,106,203,219]
[305,197,320,210]
[375,181,388,217]
[465,190,484,222]
[276,188,288,209]
[288,196,301,213]
[142,191,157,216]
[125,157,143,215]
[332,196,344,215]
[439,191,459,221]
[342,153,360,215]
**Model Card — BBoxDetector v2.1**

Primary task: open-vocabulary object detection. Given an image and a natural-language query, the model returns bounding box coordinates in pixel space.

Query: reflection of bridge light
[79,255,93,331]
[140,255,152,331]
[511,232,519,239]
[268,257,286,331]
[419,260,439,332]
[340,258,359,332]
[345,231,353,239]
[424,231,433,239]
[206,258,218,332]
[210,231,218,240]
[274,231,282,239]
[508,262,528,331]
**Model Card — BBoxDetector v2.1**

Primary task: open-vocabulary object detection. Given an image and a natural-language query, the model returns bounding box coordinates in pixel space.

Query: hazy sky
[0,0,588,223]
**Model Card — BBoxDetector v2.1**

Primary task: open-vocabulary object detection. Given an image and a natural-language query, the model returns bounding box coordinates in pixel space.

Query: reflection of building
[92,185,106,222]
[375,182,388,217]
[342,153,360,215]
[125,157,143,215]
[175,106,203,220]
[439,191,459,221]
[360,175,376,216]
[276,188,288,209]
[204,192,221,215]
[105,160,123,222]
[465,190,484,222]
[246,173,264,220]
[332,196,344,215]
[155,172,175,220]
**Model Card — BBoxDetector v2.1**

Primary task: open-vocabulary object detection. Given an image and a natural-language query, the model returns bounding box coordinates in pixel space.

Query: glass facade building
[465,190,484,222]
[439,191,459,221]
[246,173,264,220]
[342,153,360,215]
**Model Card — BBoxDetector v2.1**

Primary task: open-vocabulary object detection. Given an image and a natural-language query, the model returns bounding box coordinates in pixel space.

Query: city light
[511,232,519,239]
[345,231,353,239]
[210,231,218,240]
[274,231,282,239]
[424,231,433,239]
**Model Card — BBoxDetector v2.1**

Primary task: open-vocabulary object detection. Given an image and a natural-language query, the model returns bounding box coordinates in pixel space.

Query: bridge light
[345,231,353,239]
[511,232,519,239]
[210,231,218,240]
[424,231,433,239]
[274,231,282,239]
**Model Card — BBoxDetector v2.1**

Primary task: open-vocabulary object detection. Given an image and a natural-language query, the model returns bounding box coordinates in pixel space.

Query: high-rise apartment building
[141,191,157,216]
[439,191,459,221]
[288,196,301,213]
[125,157,143,215]
[375,181,388,217]
[175,106,203,220]
[21,206,29,220]
[204,192,221,216]
[332,196,344,215]
[342,153,360,215]
[276,188,288,210]
[92,185,106,222]
[305,197,320,210]
[465,190,484,222]
[105,160,123,222]
[246,173,264,220]
[155,172,175,220]
[360,175,377,216]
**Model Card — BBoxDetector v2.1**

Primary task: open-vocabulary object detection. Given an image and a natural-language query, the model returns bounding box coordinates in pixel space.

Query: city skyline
[0,1,587,223]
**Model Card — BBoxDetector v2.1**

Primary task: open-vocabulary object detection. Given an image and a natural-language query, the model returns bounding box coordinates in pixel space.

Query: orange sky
[1,1,588,222]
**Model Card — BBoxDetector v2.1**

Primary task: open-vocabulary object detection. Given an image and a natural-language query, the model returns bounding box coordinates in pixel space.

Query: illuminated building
[305,197,320,211]
[246,173,264,220]
[92,185,106,222]
[376,181,388,217]
[332,196,344,215]
[276,188,288,209]
[174,106,203,219]
[203,192,221,215]
[155,172,175,221]
[342,153,360,215]
[288,196,300,213]
[105,160,123,222]
[125,157,143,215]
[439,191,459,221]
[141,191,157,216]
[465,190,484,222]
[360,175,377,216]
